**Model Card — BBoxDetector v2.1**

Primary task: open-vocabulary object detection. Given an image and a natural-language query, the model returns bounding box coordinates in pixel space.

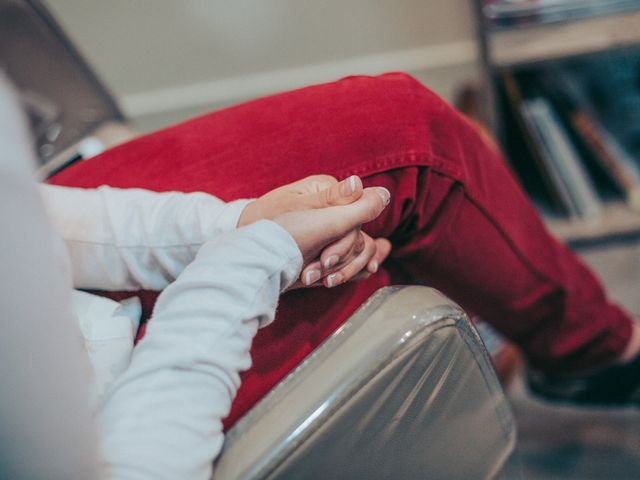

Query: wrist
[237,200,259,227]
[230,199,257,228]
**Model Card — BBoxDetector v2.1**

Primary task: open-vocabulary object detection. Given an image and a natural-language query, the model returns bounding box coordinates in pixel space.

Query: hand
[237,174,361,227]
[301,233,392,288]
[238,175,392,288]
[273,186,391,268]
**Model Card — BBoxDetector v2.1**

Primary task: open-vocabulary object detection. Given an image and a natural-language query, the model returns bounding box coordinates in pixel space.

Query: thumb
[303,175,364,209]
[333,186,391,229]
[275,186,390,261]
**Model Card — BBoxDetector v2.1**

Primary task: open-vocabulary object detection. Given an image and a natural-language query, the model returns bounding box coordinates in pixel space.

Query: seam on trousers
[334,151,566,291]
[332,150,462,181]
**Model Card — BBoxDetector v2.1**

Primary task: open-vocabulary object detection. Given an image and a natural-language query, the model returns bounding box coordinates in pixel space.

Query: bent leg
[50,73,633,425]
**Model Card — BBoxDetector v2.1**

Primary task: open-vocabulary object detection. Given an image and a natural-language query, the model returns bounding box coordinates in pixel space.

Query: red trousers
[50,73,633,427]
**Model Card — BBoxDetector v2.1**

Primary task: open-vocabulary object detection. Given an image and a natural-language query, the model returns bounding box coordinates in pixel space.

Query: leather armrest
[213,286,516,479]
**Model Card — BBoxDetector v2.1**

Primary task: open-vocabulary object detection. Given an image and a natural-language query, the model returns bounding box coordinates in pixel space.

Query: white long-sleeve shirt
[0,73,303,480]
[40,184,253,291]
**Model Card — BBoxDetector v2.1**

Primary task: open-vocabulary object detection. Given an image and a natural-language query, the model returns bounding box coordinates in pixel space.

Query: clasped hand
[238,175,391,289]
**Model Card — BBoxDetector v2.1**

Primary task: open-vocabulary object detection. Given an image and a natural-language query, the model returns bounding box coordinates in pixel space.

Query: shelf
[488,10,640,67]
[476,4,640,249]
[545,202,640,248]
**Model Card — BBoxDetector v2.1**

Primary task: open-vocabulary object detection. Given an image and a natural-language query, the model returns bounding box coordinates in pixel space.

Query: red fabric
[49,73,633,428]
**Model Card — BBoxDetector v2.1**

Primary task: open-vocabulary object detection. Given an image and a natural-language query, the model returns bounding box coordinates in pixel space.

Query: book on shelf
[517,97,578,217]
[502,71,577,215]
[537,67,640,210]
[483,0,640,28]
[521,96,603,219]
[501,59,640,220]
[501,71,577,216]
[502,71,603,218]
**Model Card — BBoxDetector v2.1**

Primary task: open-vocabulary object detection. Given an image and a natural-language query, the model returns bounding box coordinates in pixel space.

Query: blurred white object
[71,291,141,405]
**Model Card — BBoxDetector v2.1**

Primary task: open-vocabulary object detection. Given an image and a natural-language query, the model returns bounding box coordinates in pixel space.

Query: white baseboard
[122,40,478,118]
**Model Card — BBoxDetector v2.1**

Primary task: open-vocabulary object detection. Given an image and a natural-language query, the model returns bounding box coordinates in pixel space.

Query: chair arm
[213,286,516,480]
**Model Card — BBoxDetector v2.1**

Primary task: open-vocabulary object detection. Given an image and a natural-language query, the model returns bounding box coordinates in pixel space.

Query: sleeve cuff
[249,220,303,292]
[215,198,255,233]
[193,219,303,329]
[248,220,302,328]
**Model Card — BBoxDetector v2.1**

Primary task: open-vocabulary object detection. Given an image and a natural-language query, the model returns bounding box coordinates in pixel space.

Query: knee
[337,71,422,91]
[327,72,464,157]
[334,72,442,110]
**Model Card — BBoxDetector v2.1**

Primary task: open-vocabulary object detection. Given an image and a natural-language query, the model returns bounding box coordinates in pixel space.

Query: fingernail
[327,273,341,288]
[376,187,391,206]
[304,269,322,285]
[370,260,379,273]
[323,255,339,270]
[340,176,357,197]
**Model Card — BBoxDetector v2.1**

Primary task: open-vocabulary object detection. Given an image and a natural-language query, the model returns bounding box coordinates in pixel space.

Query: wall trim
[122,40,478,118]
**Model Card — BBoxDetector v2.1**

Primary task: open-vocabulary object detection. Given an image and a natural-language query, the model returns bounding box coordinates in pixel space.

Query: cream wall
[47,0,480,130]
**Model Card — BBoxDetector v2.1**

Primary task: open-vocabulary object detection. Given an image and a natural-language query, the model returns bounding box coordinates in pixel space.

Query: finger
[312,187,390,250]
[321,187,390,237]
[286,278,325,292]
[325,234,377,288]
[319,229,363,272]
[352,271,373,281]
[367,238,392,273]
[301,232,372,286]
[300,230,363,285]
[253,175,339,220]
[289,174,338,194]
[274,186,391,262]
[303,175,364,209]
[300,260,323,286]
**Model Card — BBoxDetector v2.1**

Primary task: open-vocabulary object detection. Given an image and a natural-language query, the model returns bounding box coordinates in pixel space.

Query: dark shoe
[527,353,640,407]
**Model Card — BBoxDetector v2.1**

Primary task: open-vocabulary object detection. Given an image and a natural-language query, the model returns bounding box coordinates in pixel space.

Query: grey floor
[502,240,640,479]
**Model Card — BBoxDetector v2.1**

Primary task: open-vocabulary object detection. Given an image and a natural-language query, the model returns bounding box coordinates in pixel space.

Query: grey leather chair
[214,286,516,479]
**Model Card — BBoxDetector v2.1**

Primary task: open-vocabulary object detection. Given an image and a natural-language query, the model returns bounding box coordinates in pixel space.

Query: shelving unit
[474,1,640,248]
[547,201,640,248]
[489,9,640,67]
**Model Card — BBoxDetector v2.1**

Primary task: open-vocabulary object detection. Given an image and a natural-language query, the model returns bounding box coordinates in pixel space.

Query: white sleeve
[0,72,100,480]
[40,184,253,291]
[97,220,302,480]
